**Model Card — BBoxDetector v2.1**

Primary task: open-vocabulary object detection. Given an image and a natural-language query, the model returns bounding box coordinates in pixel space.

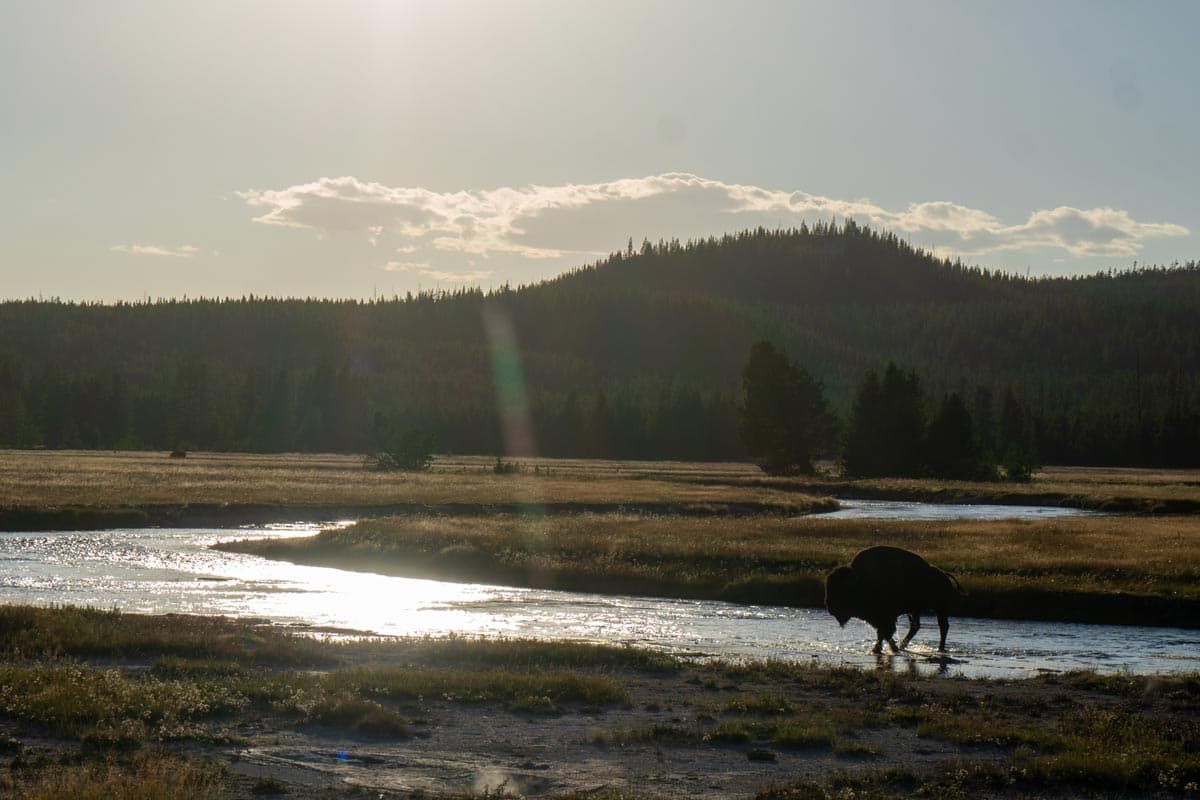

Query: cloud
[419,269,494,284]
[383,260,493,284]
[1000,207,1189,258]
[239,173,1188,264]
[110,243,201,258]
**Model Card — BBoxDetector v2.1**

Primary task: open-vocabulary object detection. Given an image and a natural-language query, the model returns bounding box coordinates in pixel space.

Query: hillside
[1,224,1198,465]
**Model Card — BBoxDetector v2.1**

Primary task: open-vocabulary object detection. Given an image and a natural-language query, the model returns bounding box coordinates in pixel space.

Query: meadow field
[5,450,1200,518]
[0,450,828,528]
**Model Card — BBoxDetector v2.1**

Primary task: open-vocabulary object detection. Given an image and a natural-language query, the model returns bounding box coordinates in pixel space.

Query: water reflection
[823,499,1094,521]
[0,523,1195,679]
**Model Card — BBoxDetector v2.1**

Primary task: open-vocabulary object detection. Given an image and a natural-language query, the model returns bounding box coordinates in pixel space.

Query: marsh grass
[741,463,1200,513]
[0,750,225,800]
[707,660,1200,792]
[324,666,629,711]
[620,714,846,750]
[0,657,626,744]
[391,634,681,673]
[0,605,337,665]
[722,692,795,715]
[0,662,246,744]
[887,694,1200,792]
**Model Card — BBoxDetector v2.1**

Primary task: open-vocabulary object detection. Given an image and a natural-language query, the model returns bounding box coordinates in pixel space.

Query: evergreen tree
[841,369,884,477]
[842,363,926,477]
[738,341,834,475]
[878,363,927,475]
[998,387,1039,481]
[926,392,992,480]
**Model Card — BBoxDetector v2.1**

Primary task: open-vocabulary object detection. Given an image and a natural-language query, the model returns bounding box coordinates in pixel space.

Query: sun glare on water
[205,524,518,638]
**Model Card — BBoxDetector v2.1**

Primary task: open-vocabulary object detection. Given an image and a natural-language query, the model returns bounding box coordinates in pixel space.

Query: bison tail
[943,570,968,597]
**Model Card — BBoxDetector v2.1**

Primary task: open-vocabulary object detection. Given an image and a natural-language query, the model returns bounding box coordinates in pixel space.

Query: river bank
[0,605,1196,799]
[215,513,1200,630]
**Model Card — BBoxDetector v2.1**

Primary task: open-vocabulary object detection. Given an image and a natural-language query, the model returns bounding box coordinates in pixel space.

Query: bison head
[824,565,859,627]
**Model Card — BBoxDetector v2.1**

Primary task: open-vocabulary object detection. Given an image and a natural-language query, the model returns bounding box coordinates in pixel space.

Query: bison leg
[937,614,949,652]
[899,613,920,649]
[872,635,899,654]
[871,632,900,653]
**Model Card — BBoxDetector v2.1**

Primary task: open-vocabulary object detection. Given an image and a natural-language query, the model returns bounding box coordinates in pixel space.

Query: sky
[3,0,1198,301]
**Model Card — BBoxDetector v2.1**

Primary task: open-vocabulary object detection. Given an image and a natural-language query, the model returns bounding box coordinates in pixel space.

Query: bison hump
[850,546,931,576]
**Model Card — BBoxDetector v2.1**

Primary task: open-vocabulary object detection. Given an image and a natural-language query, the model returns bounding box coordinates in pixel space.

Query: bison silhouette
[825,546,965,653]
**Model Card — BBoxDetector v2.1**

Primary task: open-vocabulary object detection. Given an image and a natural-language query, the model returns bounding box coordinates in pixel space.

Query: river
[1,503,1195,679]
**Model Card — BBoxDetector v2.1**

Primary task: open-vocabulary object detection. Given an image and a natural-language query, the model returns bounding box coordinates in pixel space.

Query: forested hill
[2,223,1198,466]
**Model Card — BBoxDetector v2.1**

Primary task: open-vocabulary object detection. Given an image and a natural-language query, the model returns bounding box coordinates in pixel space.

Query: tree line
[740,341,1038,479]
[1,224,1198,467]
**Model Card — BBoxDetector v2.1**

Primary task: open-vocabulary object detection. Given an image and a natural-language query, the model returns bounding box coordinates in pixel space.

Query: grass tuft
[0,749,224,800]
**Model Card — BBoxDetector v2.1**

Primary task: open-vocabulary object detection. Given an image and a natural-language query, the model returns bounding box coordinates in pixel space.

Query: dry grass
[0,750,225,800]
[0,450,819,512]
[764,463,1200,512]
[6,450,1199,518]
[227,512,1200,599]
[0,605,337,665]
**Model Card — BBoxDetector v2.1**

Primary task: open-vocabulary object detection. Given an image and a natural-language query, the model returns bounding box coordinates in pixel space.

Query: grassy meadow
[0,450,830,529]
[6,450,1200,519]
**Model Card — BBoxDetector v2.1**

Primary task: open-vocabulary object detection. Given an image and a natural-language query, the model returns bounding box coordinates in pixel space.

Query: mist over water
[1,513,1195,679]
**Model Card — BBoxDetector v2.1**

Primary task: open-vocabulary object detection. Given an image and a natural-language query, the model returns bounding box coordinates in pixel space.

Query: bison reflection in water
[825,546,965,653]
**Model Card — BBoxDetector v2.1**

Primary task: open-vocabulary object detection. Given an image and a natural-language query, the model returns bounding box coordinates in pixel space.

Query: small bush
[251,776,289,796]
[493,457,521,474]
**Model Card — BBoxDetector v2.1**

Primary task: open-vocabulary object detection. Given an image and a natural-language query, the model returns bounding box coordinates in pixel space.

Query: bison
[825,546,965,653]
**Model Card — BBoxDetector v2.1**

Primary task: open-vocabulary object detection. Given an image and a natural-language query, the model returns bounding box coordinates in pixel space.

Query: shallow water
[822,499,1094,521]
[1,519,1195,679]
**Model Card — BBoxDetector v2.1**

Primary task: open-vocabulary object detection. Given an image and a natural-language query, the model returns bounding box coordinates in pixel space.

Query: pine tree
[738,341,834,475]
[842,363,926,477]
[926,392,992,480]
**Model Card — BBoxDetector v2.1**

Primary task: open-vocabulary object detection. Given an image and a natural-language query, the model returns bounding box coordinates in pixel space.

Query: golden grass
[230,512,1200,598]
[0,450,818,511]
[766,463,1200,512]
[0,750,224,800]
[0,604,337,665]
[6,450,1200,516]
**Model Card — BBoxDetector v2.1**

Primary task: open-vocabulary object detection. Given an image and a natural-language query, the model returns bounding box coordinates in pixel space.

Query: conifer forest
[3,224,1198,470]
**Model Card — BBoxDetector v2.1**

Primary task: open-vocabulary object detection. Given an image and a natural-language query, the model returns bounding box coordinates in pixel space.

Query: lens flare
[482,307,537,459]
